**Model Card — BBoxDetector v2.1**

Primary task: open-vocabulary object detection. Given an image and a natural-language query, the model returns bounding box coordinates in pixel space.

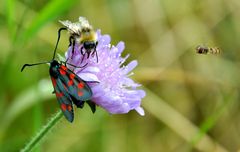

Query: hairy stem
[21,110,63,152]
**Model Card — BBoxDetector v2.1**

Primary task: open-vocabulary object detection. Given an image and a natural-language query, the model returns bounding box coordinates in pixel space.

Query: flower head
[65,30,145,116]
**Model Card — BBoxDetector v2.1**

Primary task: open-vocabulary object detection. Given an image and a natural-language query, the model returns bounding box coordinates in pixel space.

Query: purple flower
[65,30,146,116]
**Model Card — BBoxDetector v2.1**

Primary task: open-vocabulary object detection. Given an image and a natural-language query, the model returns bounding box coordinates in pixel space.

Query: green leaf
[0,79,53,142]
[23,0,77,41]
[21,110,63,152]
[5,0,16,42]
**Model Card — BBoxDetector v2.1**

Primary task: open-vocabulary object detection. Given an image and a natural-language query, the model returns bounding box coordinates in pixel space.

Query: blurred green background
[1,0,240,151]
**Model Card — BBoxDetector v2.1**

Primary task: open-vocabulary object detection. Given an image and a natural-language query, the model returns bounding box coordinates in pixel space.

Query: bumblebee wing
[51,76,74,123]
[59,20,81,34]
[58,65,92,106]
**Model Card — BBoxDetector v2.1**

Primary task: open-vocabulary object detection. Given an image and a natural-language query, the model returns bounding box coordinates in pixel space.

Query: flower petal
[116,41,125,56]
[77,73,99,82]
[124,60,138,74]
[135,107,145,116]
[66,27,145,116]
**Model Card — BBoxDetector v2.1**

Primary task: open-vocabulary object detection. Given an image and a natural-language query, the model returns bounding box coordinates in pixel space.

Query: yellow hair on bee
[80,29,97,43]
[59,16,99,62]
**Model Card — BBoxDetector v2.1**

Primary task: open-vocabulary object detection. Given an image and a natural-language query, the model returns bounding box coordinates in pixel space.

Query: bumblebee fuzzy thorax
[80,27,97,43]
[59,16,99,62]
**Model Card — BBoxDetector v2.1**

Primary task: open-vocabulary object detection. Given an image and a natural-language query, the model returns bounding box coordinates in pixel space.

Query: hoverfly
[196,45,221,54]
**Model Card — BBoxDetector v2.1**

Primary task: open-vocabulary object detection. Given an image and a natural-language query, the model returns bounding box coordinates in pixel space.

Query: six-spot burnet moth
[21,28,96,123]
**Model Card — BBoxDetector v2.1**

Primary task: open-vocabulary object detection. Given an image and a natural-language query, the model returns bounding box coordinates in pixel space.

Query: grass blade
[23,0,77,42]
[5,0,16,42]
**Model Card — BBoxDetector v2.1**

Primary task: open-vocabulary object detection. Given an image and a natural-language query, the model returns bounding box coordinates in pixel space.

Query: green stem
[21,110,63,152]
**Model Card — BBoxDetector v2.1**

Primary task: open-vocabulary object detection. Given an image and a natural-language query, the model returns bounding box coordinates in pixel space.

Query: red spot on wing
[61,65,67,70]
[68,80,74,86]
[69,73,75,80]
[78,82,84,89]
[67,105,72,111]
[78,91,83,96]
[61,104,67,111]
[59,69,66,75]
[56,92,64,97]
[51,77,56,87]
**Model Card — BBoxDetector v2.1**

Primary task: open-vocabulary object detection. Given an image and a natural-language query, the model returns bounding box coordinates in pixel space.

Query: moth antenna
[52,27,67,60]
[21,61,50,72]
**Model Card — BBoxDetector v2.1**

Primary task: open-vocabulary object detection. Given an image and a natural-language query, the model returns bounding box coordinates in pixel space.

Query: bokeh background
[1,0,240,151]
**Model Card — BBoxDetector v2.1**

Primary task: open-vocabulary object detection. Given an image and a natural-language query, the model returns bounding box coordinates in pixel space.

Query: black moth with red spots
[21,60,96,122]
[49,60,95,122]
[21,27,96,123]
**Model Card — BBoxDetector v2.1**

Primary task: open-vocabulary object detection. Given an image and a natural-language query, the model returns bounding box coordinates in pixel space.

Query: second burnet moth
[21,28,96,123]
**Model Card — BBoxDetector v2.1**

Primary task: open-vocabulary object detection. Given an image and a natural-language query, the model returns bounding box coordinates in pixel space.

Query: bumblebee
[196,45,220,54]
[58,17,98,62]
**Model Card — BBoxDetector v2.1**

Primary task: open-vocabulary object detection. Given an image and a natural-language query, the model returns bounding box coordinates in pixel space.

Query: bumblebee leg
[80,46,86,64]
[80,53,86,64]
[91,49,98,63]
[65,36,74,61]
[95,41,98,62]
[95,50,99,63]
[80,46,84,55]
[94,43,98,62]
[71,39,76,59]
[87,51,91,59]
[69,36,73,47]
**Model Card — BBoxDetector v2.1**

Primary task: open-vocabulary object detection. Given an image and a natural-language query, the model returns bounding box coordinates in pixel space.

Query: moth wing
[59,65,93,101]
[51,77,74,122]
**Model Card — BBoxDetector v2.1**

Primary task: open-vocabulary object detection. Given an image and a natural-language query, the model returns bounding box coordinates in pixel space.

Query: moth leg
[86,100,96,113]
